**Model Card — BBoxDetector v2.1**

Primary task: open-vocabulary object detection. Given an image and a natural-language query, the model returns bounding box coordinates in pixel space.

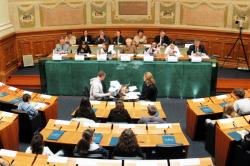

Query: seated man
[95,30,110,44]
[18,94,38,119]
[55,37,70,53]
[89,71,111,100]
[138,105,165,124]
[233,88,250,116]
[165,43,181,57]
[112,30,125,45]
[133,29,147,45]
[144,42,159,55]
[77,30,92,44]
[154,30,171,46]
[121,38,137,54]
[187,39,207,55]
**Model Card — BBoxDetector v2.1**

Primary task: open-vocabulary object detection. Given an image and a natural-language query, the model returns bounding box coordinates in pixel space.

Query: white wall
[0,0,14,37]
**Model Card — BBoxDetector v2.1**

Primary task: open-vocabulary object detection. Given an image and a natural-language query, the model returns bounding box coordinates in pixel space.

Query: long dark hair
[75,97,92,117]
[116,129,139,154]
[115,100,125,111]
[76,129,94,156]
[31,133,44,154]
[77,41,91,53]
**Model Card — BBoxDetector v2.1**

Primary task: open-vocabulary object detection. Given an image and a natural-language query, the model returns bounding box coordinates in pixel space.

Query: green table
[40,60,217,98]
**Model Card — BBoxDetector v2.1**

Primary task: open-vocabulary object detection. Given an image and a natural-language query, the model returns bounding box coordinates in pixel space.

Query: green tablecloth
[43,60,217,98]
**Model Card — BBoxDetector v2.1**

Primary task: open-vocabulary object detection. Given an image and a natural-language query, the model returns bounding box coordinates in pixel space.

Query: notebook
[162,135,176,144]
[200,106,213,113]
[93,133,103,144]
[47,130,65,141]
[228,131,242,141]
[109,137,119,146]
[220,102,228,107]
[9,98,23,104]
[0,92,8,97]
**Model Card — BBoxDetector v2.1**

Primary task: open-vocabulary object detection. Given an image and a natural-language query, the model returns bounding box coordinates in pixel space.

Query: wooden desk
[0,111,19,150]
[215,118,250,166]
[244,115,250,122]
[34,155,122,166]
[186,103,223,139]
[112,123,147,134]
[210,94,235,104]
[0,85,58,122]
[147,123,183,135]
[45,119,79,131]
[124,160,167,166]
[77,122,112,134]
[170,157,214,166]
[187,97,213,107]
[0,150,36,166]
[216,116,249,129]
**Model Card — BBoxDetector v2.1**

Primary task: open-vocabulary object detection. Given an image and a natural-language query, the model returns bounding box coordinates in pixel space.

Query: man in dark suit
[77,30,92,44]
[154,30,171,46]
[187,39,207,55]
[95,30,110,44]
[112,30,125,45]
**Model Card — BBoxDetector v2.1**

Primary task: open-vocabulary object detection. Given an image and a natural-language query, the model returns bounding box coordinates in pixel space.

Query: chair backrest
[228,143,250,166]
[112,156,143,160]
[205,119,216,156]
[22,55,34,67]
[87,153,105,159]
[155,144,186,159]
[83,86,90,97]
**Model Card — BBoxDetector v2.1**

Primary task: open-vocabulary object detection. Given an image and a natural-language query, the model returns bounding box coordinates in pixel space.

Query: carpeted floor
[16,66,250,159]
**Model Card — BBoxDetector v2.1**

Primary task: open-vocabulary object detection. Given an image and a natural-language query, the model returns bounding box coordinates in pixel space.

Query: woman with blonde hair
[140,72,158,101]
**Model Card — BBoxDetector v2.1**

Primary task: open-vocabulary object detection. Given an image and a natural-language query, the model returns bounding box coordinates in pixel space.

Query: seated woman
[18,94,38,119]
[77,41,91,54]
[138,105,165,124]
[107,100,131,123]
[133,29,147,45]
[140,72,158,101]
[73,97,97,122]
[121,38,137,54]
[73,129,108,158]
[112,129,144,158]
[222,104,238,118]
[26,133,54,156]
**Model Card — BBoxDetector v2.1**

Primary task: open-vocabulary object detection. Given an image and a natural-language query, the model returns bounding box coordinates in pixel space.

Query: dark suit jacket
[187,44,207,55]
[112,36,125,45]
[95,35,110,44]
[154,35,171,46]
[77,35,92,44]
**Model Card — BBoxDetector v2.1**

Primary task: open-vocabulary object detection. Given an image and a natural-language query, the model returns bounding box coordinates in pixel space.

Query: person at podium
[95,30,110,44]
[154,30,171,46]
[77,30,92,45]
[77,41,92,54]
[55,37,70,53]
[133,29,147,45]
[121,38,137,54]
[112,30,125,45]
[187,39,207,55]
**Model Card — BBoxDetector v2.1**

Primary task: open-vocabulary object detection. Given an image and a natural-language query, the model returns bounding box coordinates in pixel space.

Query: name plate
[167,56,178,62]
[97,54,107,61]
[120,54,131,61]
[75,55,85,61]
[143,55,154,62]
[52,54,62,61]
[191,56,202,62]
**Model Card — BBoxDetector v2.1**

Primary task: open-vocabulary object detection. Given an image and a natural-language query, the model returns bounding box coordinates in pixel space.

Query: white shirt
[100,47,116,55]
[89,142,100,151]
[165,45,181,57]
[26,146,54,156]
[234,98,250,115]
